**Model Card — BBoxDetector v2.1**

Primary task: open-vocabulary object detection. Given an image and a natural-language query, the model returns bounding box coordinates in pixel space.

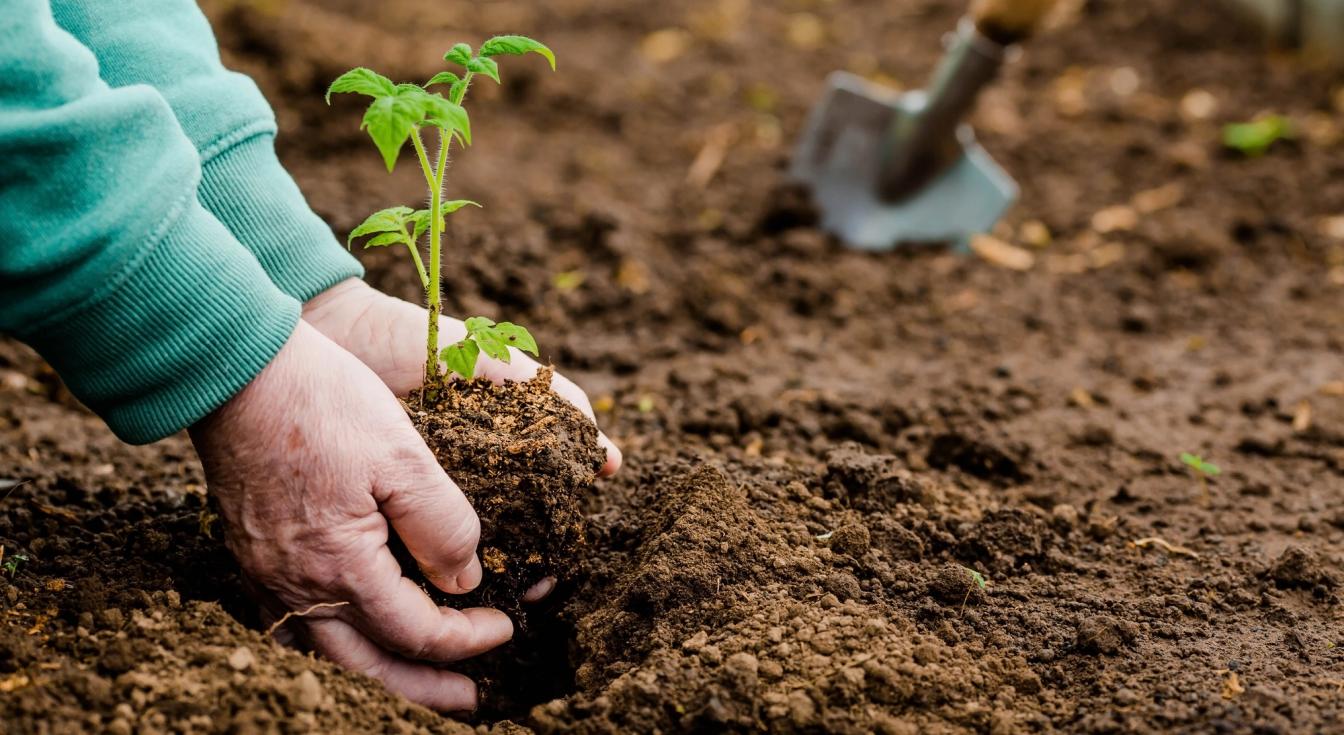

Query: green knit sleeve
[0,0,300,444]
[52,0,365,304]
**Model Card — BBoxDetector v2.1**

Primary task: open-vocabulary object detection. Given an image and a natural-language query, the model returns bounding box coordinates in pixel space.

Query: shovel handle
[972,0,1059,45]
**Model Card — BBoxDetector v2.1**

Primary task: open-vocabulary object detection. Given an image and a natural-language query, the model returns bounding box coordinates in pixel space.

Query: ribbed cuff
[197,131,364,303]
[18,198,300,445]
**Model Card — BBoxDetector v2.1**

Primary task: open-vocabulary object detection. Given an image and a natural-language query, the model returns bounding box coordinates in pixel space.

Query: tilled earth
[3,0,1343,732]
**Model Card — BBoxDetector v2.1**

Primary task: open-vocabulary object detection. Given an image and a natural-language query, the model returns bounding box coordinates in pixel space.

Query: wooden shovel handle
[971,0,1059,44]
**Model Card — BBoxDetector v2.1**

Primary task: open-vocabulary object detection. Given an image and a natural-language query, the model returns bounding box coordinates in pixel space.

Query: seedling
[1222,114,1292,157]
[957,564,988,613]
[329,36,555,383]
[1181,452,1221,504]
[2,552,28,577]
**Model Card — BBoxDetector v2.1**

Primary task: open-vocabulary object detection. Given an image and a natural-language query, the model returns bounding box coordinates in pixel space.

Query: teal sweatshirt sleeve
[0,0,300,444]
[51,0,364,303]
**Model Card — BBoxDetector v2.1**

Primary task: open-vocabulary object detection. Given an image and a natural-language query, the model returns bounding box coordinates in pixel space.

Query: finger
[375,440,483,594]
[522,577,556,604]
[597,433,622,477]
[306,617,479,712]
[341,543,513,662]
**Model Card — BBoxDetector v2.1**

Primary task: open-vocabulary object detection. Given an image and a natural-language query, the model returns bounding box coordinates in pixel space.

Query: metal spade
[790,0,1057,250]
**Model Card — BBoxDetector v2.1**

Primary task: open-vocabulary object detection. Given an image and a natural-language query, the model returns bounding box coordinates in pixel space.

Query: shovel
[790,0,1057,250]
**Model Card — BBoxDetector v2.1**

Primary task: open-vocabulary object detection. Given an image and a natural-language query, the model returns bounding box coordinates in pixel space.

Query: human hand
[302,278,621,477]
[189,321,509,711]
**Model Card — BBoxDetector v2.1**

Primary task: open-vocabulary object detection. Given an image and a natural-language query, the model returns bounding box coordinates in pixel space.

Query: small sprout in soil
[329,36,554,386]
[957,564,988,613]
[3,552,29,577]
[440,317,539,381]
[1181,452,1221,504]
[1222,114,1292,157]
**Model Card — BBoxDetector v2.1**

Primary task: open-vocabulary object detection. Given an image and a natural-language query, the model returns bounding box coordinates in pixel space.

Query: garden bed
[2,0,1342,732]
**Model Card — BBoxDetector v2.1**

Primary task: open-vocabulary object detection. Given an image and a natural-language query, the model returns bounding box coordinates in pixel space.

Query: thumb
[374,441,483,595]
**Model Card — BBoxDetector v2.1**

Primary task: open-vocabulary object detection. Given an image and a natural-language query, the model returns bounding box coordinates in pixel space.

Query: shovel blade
[791,72,1017,251]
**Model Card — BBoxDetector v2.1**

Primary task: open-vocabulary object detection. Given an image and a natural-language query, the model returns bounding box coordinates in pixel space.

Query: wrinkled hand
[303,278,621,477]
[189,322,509,711]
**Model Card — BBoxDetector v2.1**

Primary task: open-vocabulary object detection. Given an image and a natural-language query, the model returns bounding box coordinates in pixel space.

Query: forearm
[0,0,300,444]
[52,0,363,304]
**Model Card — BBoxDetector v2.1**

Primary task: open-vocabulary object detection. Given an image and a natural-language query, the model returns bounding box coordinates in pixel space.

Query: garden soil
[2,0,1342,732]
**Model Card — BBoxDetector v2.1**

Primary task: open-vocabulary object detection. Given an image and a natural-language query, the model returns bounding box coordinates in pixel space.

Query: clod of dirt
[823,444,935,510]
[1075,615,1139,655]
[828,522,871,557]
[1267,546,1340,591]
[927,564,987,606]
[407,368,605,610]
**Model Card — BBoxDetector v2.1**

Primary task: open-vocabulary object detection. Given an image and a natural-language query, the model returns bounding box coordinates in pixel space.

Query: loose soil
[405,367,605,613]
[3,0,1343,733]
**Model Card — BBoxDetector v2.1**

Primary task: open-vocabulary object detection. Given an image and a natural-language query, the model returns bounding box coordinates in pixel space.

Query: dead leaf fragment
[1219,670,1245,699]
[1068,387,1095,408]
[970,234,1034,271]
[1131,536,1200,559]
[640,28,691,63]
[1179,89,1218,121]
[1091,205,1138,234]
[1292,401,1313,433]
[1131,183,1184,214]
[786,13,826,50]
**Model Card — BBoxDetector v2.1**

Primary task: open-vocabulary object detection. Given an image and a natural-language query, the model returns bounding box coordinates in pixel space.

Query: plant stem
[426,129,451,382]
[403,236,428,289]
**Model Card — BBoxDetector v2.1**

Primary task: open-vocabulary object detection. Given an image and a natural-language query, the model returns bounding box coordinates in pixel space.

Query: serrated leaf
[467,56,501,84]
[425,71,461,89]
[494,322,539,356]
[362,231,408,249]
[410,209,432,241]
[326,67,395,103]
[474,328,512,362]
[464,316,497,336]
[445,43,473,67]
[479,35,557,70]
[347,206,415,245]
[441,340,480,380]
[419,94,471,144]
[442,200,482,214]
[360,93,425,171]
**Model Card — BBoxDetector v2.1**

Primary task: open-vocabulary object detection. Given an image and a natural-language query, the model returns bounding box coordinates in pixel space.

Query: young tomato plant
[1180,452,1221,503]
[328,36,554,383]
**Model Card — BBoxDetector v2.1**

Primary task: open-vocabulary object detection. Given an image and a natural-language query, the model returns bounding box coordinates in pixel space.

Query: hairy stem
[411,132,442,385]
[403,229,428,289]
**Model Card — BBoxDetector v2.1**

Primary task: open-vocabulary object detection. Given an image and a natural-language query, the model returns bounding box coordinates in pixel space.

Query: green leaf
[448,80,467,104]
[1180,452,1221,476]
[445,43,473,67]
[348,206,414,245]
[362,231,408,249]
[419,94,471,144]
[409,209,433,241]
[467,56,501,84]
[361,92,426,171]
[442,200,482,214]
[479,35,557,70]
[464,316,497,333]
[441,340,480,380]
[425,71,462,89]
[1222,115,1292,157]
[326,67,395,103]
[494,322,538,356]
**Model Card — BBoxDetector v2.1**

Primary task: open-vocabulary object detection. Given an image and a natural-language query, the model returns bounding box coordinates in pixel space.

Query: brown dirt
[405,367,605,612]
[4,0,1344,733]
